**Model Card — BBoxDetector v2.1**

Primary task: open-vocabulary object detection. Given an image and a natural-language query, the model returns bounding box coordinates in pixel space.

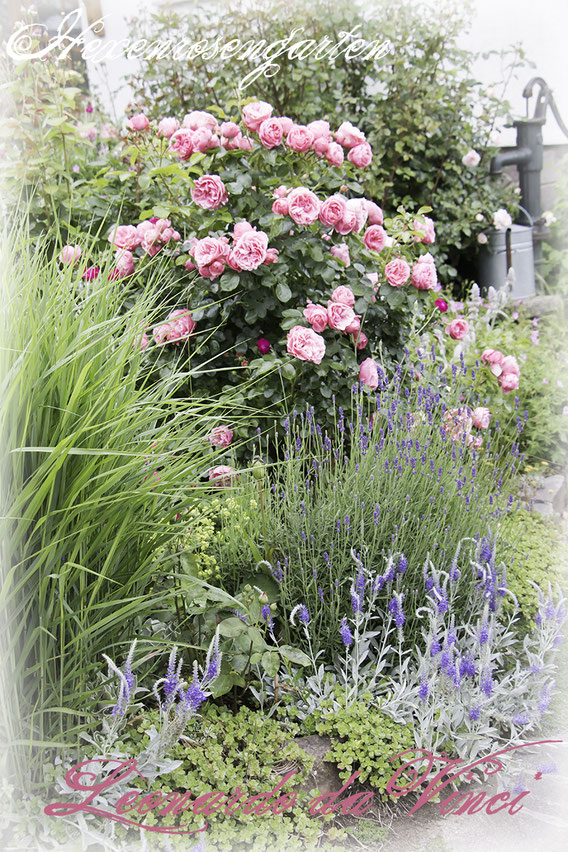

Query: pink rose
[157,117,180,138]
[359,358,379,389]
[327,301,356,331]
[169,128,195,160]
[58,244,82,265]
[82,266,99,281]
[363,225,387,252]
[330,244,351,267]
[273,185,288,198]
[312,137,330,156]
[384,258,410,287]
[279,117,294,135]
[472,407,491,429]
[258,118,283,149]
[335,121,366,149]
[303,303,328,332]
[411,254,437,290]
[232,229,269,270]
[331,285,355,307]
[319,195,347,227]
[287,326,326,364]
[498,372,519,393]
[345,198,368,232]
[183,111,218,131]
[233,221,254,240]
[414,216,436,245]
[462,149,481,167]
[208,426,234,448]
[364,200,383,225]
[272,197,289,215]
[324,143,344,167]
[115,249,135,277]
[191,175,228,209]
[481,349,504,368]
[287,187,321,225]
[242,101,273,131]
[501,355,520,376]
[109,224,141,251]
[153,308,196,346]
[366,272,379,286]
[347,142,373,168]
[220,121,240,139]
[435,298,448,312]
[263,248,279,265]
[192,127,218,153]
[307,120,331,139]
[192,236,229,268]
[442,408,473,443]
[344,314,360,334]
[286,124,315,153]
[353,330,368,350]
[133,328,149,351]
[128,113,149,131]
[445,318,469,340]
[334,210,358,235]
[209,465,238,487]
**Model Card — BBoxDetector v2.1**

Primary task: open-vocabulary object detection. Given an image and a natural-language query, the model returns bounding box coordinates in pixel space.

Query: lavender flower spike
[290,604,310,626]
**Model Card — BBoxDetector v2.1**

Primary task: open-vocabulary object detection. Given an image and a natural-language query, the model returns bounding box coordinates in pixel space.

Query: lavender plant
[208,354,524,662]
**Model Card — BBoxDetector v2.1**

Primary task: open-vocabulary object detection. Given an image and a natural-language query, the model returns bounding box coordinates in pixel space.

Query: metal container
[477,224,536,299]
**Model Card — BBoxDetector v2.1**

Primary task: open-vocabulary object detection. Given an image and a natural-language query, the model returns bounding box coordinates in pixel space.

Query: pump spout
[490,146,532,175]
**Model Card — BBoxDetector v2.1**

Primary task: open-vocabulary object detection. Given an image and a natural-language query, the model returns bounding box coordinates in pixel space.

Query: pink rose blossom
[192,237,229,269]
[481,349,504,369]
[364,200,383,225]
[359,358,379,389]
[331,285,355,307]
[347,142,373,168]
[209,465,238,487]
[128,113,149,131]
[109,224,141,251]
[273,185,288,198]
[335,121,366,149]
[307,120,331,139]
[498,372,519,393]
[279,116,294,135]
[384,257,411,287]
[157,117,180,138]
[153,309,196,346]
[353,330,368,350]
[471,407,491,429]
[319,195,347,227]
[263,248,279,265]
[287,187,321,225]
[82,266,99,281]
[114,249,135,277]
[133,328,149,351]
[192,127,217,153]
[257,337,271,354]
[435,298,448,312]
[208,426,234,448]
[220,121,240,139]
[286,326,326,364]
[324,142,344,167]
[411,254,438,290]
[327,301,356,331]
[258,117,283,149]
[414,216,436,244]
[191,175,228,210]
[232,229,269,270]
[330,243,351,266]
[232,221,254,240]
[58,244,82,265]
[462,149,481,167]
[242,101,272,131]
[366,272,379,286]
[363,225,387,252]
[182,111,218,131]
[169,128,195,160]
[286,124,314,153]
[272,197,289,215]
[445,318,469,340]
[501,355,520,376]
[303,303,328,332]
[442,408,473,443]
[344,315,360,334]
[345,198,368,232]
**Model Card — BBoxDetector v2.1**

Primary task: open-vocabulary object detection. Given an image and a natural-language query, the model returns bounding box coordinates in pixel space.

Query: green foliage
[0,223,250,786]
[501,510,566,621]
[124,0,521,283]
[310,699,414,797]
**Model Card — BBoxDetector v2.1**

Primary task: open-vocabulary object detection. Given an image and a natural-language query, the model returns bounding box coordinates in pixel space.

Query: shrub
[123,0,520,283]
